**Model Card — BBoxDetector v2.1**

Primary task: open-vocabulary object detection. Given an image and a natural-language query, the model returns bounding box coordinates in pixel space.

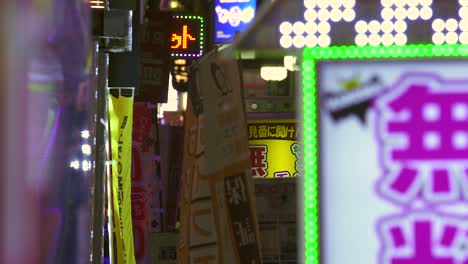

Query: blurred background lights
[395,7,407,20]
[459,6,468,18]
[343,8,356,22]
[318,21,331,34]
[432,32,445,44]
[368,20,381,34]
[303,0,317,9]
[81,130,90,139]
[432,19,445,32]
[280,22,293,35]
[293,35,306,48]
[407,7,419,20]
[343,0,356,9]
[330,9,343,22]
[70,160,80,170]
[82,160,91,172]
[395,33,407,45]
[461,0,468,6]
[304,9,317,21]
[306,35,318,47]
[420,0,433,7]
[446,31,459,44]
[318,34,331,46]
[460,19,468,31]
[382,33,394,46]
[381,20,393,33]
[318,8,330,21]
[355,34,368,46]
[407,0,419,7]
[394,20,407,33]
[460,32,468,43]
[381,0,392,8]
[420,7,433,20]
[381,8,394,20]
[355,20,367,34]
[280,35,293,48]
[368,34,380,46]
[82,144,92,156]
[305,22,318,34]
[317,0,329,9]
[293,21,306,35]
[330,0,342,9]
[446,18,458,32]
[395,0,406,8]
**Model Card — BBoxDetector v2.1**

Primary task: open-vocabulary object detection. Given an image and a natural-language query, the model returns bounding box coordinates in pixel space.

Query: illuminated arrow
[171,25,196,49]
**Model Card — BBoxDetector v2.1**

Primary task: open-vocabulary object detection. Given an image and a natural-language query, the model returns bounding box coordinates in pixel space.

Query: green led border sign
[170,15,204,58]
[301,43,468,264]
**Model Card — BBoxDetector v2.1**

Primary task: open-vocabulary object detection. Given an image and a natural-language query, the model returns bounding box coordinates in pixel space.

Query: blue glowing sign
[214,0,256,44]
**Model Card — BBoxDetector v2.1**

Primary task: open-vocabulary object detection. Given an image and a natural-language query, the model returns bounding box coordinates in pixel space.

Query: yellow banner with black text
[108,88,136,264]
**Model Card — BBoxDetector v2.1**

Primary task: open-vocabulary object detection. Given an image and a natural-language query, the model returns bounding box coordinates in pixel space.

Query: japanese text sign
[248,120,301,178]
[302,45,468,264]
[170,15,204,58]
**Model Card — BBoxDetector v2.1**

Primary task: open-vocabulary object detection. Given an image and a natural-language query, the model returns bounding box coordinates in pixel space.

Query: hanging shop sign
[248,120,301,178]
[302,45,468,264]
[170,14,204,58]
[214,0,257,43]
[108,88,136,264]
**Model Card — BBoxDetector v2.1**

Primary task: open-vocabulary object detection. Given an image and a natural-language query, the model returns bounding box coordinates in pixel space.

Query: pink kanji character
[379,213,466,264]
[376,78,468,204]
[249,145,268,177]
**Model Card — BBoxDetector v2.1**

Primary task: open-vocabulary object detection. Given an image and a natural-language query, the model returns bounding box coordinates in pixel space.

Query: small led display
[214,0,257,43]
[170,15,204,58]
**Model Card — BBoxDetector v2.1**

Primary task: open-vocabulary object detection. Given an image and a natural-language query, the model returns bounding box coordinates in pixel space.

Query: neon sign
[170,15,204,58]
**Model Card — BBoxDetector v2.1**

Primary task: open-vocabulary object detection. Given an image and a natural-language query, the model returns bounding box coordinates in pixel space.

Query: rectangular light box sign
[301,44,468,264]
[248,119,300,178]
[214,0,256,44]
[170,14,204,58]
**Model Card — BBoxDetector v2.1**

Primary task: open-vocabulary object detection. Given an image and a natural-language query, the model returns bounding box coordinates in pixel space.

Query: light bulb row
[432,31,468,44]
[355,33,407,46]
[355,20,407,34]
[381,0,432,8]
[280,34,331,48]
[381,6,432,21]
[305,7,356,22]
[304,0,356,9]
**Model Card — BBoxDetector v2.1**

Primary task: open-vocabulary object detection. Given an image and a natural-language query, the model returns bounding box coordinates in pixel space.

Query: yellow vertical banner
[108,88,136,264]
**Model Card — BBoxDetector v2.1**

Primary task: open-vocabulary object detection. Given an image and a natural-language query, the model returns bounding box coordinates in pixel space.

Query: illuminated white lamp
[293,21,306,35]
[284,56,298,71]
[343,8,356,22]
[330,8,343,22]
[461,0,468,7]
[304,9,318,22]
[82,160,91,172]
[260,66,288,81]
[355,20,368,34]
[460,19,468,31]
[381,0,393,8]
[369,34,381,46]
[293,35,306,48]
[446,18,458,32]
[381,20,394,33]
[394,33,407,45]
[318,21,331,34]
[318,8,330,21]
[306,35,318,47]
[279,22,293,35]
[395,7,407,20]
[420,0,432,7]
[432,18,445,32]
[70,160,80,170]
[460,7,468,19]
[303,0,317,9]
[432,32,445,44]
[381,7,394,21]
[343,0,355,8]
[381,33,394,46]
[355,34,368,46]
[317,0,330,8]
[420,7,433,20]
[394,20,407,33]
[279,35,293,48]
[305,22,318,34]
[82,144,92,155]
[368,20,381,34]
[318,34,331,47]
[407,7,419,20]
[395,0,406,8]
[330,0,342,9]
[445,31,459,44]
[407,0,419,7]
[81,130,90,139]
[460,32,468,44]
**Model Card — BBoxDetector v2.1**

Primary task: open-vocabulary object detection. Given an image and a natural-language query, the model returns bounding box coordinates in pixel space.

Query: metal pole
[91,41,110,264]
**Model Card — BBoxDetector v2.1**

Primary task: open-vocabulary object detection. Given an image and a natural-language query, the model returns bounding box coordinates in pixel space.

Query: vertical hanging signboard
[108,88,136,264]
